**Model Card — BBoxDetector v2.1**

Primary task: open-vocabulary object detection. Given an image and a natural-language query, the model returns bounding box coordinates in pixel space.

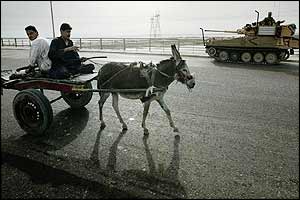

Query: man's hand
[80,57,88,62]
[16,65,34,72]
[25,65,36,73]
[64,46,79,52]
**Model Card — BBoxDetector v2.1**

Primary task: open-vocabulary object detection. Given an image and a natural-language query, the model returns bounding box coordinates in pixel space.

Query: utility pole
[50,1,55,38]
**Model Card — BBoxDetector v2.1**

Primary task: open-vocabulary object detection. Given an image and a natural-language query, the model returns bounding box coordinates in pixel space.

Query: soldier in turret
[259,12,276,26]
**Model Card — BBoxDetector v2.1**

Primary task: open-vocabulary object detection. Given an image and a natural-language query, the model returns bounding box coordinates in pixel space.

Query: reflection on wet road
[90,127,186,198]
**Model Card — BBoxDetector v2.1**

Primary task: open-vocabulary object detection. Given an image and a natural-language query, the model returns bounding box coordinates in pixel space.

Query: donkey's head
[171,44,195,89]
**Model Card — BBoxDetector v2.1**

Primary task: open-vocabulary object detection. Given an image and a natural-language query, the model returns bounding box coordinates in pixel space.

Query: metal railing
[1,37,206,56]
[1,37,298,56]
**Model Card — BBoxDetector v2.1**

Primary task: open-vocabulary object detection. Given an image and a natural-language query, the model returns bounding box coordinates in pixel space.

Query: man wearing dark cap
[48,23,94,79]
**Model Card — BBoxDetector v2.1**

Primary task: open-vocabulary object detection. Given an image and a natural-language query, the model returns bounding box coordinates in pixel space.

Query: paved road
[1,49,299,198]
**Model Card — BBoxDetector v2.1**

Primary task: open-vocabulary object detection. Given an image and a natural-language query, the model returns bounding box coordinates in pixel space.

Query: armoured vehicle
[201,11,299,64]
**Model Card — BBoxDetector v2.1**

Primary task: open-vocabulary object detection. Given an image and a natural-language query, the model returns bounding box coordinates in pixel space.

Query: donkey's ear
[171,44,182,64]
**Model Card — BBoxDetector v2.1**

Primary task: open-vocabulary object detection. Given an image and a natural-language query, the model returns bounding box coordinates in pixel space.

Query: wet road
[1,49,299,198]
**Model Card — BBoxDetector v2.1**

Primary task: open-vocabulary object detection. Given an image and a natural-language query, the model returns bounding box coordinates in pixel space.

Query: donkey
[97,45,195,134]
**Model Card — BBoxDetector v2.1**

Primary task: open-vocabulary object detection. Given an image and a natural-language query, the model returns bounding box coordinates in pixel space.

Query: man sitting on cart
[48,23,95,79]
[9,25,52,79]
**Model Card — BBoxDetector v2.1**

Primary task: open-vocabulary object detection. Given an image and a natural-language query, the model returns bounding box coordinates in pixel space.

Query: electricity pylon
[150,11,161,38]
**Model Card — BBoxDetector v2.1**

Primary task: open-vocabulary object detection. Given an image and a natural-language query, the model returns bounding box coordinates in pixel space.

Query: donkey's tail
[97,68,103,96]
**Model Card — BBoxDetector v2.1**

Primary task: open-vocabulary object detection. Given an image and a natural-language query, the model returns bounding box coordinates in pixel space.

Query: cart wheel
[13,89,53,135]
[61,82,93,108]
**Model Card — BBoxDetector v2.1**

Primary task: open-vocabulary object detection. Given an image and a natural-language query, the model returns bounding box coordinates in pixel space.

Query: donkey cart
[1,66,165,136]
[2,45,195,136]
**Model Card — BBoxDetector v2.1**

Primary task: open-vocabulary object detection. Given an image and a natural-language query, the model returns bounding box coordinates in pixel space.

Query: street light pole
[50,1,55,38]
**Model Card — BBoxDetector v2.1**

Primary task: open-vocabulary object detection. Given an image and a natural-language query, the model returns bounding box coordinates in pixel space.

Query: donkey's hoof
[173,127,179,132]
[121,129,127,134]
[100,123,106,130]
[144,128,149,136]
[143,134,149,141]
[122,125,128,131]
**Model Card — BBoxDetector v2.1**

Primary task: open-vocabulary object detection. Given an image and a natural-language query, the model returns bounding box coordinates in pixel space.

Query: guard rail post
[123,38,126,51]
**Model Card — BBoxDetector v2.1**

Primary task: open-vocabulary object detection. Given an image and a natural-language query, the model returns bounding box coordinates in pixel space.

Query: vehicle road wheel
[61,82,93,108]
[13,89,53,135]
[283,51,290,60]
[279,50,289,61]
[219,50,229,61]
[265,52,278,64]
[253,52,264,63]
[241,52,252,63]
[230,52,239,62]
[207,47,217,57]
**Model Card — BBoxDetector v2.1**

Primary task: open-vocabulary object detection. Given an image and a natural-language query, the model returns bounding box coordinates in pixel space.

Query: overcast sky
[1,1,299,38]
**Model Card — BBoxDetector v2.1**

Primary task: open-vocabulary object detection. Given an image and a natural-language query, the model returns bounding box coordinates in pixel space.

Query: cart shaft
[71,88,167,92]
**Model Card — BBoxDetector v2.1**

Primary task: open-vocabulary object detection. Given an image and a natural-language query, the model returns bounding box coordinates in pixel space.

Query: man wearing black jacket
[48,23,94,79]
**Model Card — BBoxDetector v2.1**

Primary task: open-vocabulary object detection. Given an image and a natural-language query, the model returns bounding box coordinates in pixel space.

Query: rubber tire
[230,52,239,62]
[207,47,217,57]
[219,51,229,61]
[283,51,290,60]
[265,52,278,64]
[241,52,252,63]
[253,52,264,63]
[13,89,53,135]
[279,50,290,61]
[61,82,93,108]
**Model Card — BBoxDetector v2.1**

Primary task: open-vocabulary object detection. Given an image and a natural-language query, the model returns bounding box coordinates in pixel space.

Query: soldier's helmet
[268,12,272,18]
